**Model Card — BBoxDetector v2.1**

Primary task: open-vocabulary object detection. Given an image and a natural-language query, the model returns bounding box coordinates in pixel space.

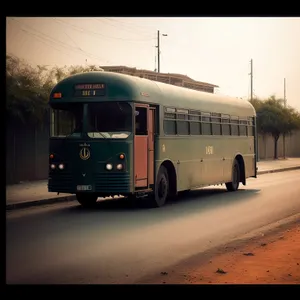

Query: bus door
[134,104,155,189]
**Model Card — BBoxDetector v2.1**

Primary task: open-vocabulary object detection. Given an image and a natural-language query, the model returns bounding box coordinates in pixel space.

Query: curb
[6,195,77,211]
[257,165,300,175]
[6,166,300,211]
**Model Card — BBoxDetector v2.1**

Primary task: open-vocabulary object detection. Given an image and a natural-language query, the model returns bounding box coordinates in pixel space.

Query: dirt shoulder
[138,217,300,284]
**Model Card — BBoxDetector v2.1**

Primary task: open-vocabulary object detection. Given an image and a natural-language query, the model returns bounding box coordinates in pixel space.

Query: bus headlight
[58,163,64,170]
[116,164,123,170]
[106,163,113,170]
[50,164,56,169]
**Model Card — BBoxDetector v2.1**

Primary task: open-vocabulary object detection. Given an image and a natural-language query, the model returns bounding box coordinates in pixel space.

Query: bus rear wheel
[76,193,98,207]
[148,165,169,208]
[226,159,240,192]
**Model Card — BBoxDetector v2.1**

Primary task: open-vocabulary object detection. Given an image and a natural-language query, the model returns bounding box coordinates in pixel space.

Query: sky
[6,17,300,111]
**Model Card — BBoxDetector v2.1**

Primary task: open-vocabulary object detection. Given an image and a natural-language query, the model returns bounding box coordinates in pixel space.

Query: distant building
[100,65,219,94]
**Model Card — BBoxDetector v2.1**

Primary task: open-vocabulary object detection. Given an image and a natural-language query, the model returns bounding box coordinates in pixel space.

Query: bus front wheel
[226,159,240,192]
[76,193,98,207]
[149,165,169,208]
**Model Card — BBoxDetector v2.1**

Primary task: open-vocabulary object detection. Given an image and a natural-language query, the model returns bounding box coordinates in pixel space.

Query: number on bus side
[205,146,213,155]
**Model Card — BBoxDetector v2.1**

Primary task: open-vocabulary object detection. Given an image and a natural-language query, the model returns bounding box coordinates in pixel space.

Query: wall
[6,118,49,184]
[257,130,300,160]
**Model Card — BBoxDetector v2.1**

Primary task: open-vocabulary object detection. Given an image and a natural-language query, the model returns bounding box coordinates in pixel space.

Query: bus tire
[226,159,240,192]
[149,165,169,208]
[76,193,98,207]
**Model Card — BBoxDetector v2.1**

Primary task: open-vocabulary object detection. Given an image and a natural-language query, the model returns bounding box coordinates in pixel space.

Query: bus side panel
[254,116,258,178]
[156,136,256,192]
[244,136,256,178]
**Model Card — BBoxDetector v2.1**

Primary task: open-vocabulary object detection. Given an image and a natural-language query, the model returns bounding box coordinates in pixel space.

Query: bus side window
[135,107,147,135]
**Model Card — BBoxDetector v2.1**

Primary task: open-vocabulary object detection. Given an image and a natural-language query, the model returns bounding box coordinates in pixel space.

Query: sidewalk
[6,157,300,211]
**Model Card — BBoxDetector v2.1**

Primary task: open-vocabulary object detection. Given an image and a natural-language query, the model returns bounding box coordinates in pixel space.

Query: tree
[250,96,300,159]
[6,54,104,126]
[6,55,49,126]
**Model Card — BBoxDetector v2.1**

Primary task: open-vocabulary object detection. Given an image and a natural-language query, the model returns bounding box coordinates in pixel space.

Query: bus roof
[50,71,256,117]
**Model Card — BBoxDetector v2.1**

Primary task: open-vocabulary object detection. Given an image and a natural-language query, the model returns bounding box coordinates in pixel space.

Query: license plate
[77,185,92,191]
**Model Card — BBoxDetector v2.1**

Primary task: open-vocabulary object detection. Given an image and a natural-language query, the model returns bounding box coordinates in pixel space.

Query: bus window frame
[162,105,256,138]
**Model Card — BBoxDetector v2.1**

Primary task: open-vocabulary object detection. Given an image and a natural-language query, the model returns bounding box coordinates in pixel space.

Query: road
[6,170,300,284]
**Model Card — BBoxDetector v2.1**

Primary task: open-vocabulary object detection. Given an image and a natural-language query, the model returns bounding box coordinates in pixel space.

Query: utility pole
[156,30,168,73]
[284,77,286,107]
[249,59,258,161]
[250,59,253,101]
[157,30,160,73]
[283,78,287,159]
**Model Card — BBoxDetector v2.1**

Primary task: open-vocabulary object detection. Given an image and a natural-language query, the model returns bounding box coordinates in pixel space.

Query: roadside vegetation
[6,54,103,127]
[250,96,300,159]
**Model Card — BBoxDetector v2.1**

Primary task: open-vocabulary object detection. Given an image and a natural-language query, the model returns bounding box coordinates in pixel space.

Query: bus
[48,71,257,208]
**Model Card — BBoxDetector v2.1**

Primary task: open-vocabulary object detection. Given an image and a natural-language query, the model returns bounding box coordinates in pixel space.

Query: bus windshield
[50,101,132,139]
[50,102,83,138]
[87,102,132,139]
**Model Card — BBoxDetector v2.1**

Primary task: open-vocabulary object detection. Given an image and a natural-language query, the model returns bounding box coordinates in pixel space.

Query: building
[100,66,219,94]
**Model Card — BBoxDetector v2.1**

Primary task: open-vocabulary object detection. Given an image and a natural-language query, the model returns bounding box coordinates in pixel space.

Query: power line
[64,31,81,49]
[96,18,155,39]
[54,18,156,42]
[11,18,115,65]
[20,28,78,61]
[9,18,153,70]
[63,30,87,65]
[6,52,56,68]
[103,17,157,32]
[12,18,83,52]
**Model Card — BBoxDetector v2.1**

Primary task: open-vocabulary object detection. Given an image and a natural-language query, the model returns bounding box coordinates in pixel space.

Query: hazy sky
[6,17,300,111]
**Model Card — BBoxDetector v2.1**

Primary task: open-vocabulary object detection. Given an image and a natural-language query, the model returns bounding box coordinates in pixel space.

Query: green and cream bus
[48,71,257,208]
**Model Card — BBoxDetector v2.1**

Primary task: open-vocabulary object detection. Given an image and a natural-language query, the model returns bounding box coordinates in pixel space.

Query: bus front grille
[94,173,132,193]
[48,172,132,194]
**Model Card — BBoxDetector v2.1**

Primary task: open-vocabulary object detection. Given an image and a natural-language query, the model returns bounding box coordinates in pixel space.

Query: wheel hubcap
[158,178,167,199]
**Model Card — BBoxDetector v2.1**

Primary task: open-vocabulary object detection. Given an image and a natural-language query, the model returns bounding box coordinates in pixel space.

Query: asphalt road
[6,170,300,284]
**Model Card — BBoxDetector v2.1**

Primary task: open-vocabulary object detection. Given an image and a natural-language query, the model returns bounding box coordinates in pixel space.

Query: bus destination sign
[74,83,106,97]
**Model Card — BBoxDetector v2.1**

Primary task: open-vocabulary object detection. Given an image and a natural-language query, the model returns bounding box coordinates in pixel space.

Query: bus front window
[87,102,132,139]
[50,103,83,138]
